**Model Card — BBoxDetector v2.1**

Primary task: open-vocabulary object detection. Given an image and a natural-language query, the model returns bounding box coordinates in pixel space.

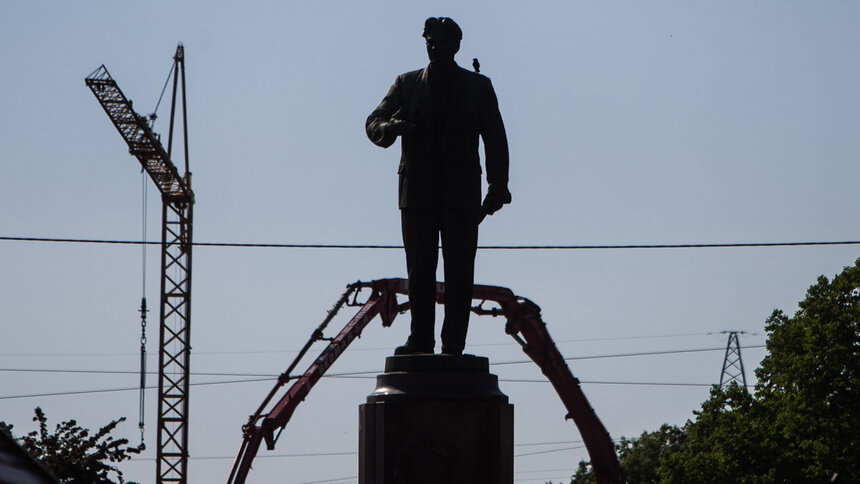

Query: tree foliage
[570,424,684,484]
[660,260,860,483]
[570,260,860,483]
[1,407,142,484]
[658,383,766,483]
[616,425,685,483]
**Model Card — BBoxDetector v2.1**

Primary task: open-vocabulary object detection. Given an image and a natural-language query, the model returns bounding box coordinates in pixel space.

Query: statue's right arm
[365,77,403,149]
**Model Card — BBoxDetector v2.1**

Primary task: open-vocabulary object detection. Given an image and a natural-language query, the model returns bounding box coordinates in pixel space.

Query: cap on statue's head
[422,17,462,41]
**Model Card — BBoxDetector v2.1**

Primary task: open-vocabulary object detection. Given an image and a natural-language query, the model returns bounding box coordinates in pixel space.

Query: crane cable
[148,61,176,127]
[137,170,148,449]
[136,60,175,449]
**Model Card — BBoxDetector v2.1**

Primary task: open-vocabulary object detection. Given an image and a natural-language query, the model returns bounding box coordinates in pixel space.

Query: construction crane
[228,279,623,484]
[85,44,194,484]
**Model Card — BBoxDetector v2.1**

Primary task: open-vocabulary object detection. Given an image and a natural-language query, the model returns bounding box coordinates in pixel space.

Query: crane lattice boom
[85,65,191,201]
[86,45,194,484]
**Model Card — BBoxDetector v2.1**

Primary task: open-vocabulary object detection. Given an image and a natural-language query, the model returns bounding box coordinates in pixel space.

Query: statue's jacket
[366,63,509,209]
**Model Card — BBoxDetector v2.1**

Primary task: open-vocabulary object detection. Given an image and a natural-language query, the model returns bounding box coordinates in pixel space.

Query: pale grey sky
[2,2,859,483]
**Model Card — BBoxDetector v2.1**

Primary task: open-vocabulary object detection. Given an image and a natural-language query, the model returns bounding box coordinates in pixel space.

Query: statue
[366,17,511,356]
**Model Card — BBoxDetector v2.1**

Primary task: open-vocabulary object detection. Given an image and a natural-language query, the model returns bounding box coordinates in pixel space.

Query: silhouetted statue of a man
[366,17,511,355]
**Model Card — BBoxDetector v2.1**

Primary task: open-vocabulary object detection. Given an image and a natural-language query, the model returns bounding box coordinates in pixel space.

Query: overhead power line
[296,476,358,484]
[515,445,586,458]
[0,345,766,399]
[0,331,747,358]
[0,378,273,400]
[0,377,745,401]
[0,344,767,380]
[2,235,859,250]
[0,366,729,389]
[494,344,766,366]
[129,440,588,462]
[0,333,766,360]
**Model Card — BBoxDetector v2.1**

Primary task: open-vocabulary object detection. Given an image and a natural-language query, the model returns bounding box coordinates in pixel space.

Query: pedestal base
[359,354,513,484]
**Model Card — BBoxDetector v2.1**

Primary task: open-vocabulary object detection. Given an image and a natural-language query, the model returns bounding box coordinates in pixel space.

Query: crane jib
[85,65,192,202]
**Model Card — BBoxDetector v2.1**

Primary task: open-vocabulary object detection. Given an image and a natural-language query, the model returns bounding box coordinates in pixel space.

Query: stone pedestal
[359,354,513,484]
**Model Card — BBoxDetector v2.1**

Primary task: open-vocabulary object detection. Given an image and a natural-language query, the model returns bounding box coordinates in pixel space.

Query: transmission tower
[719,331,747,388]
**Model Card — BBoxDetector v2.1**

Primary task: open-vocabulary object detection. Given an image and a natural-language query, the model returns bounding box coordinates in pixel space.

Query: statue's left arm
[480,77,511,215]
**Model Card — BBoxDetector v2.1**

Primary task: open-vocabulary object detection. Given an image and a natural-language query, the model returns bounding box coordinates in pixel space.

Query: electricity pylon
[719,331,747,388]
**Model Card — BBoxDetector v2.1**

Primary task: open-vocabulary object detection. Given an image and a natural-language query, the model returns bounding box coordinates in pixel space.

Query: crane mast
[86,44,194,484]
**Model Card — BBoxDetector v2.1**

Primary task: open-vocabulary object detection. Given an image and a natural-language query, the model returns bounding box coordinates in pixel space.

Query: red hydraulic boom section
[227,278,622,484]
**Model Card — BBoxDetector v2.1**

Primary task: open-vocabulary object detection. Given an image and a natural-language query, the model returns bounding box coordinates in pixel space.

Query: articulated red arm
[228,288,391,484]
[375,278,622,483]
[228,279,621,484]
[505,301,622,484]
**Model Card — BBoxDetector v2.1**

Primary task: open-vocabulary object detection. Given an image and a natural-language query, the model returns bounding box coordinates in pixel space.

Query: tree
[1,407,142,484]
[657,383,767,483]
[616,425,685,483]
[660,259,860,483]
[570,260,860,483]
[570,424,685,484]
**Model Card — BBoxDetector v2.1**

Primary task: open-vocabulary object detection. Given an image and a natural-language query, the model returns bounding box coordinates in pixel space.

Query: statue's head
[423,17,461,63]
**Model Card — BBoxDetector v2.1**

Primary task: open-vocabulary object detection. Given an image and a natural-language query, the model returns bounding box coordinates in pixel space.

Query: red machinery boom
[227,279,622,484]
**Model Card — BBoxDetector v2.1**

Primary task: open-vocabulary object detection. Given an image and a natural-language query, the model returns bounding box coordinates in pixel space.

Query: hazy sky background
[2,2,859,483]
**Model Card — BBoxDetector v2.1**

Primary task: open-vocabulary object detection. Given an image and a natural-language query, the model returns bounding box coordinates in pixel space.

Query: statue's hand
[482,185,512,216]
[387,118,416,136]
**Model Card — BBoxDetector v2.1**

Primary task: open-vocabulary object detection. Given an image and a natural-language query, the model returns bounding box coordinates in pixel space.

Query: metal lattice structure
[86,45,194,484]
[719,331,747,388]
